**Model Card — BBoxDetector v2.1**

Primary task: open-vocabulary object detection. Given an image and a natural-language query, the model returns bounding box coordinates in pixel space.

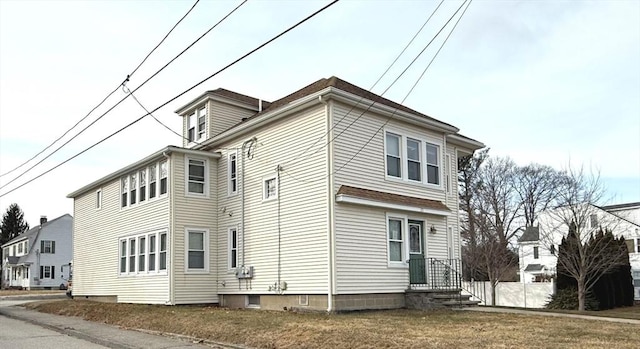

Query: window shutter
[40,266,43,279]
[41,240,44,252]
[52,241,56,254]
[51,266,55,279]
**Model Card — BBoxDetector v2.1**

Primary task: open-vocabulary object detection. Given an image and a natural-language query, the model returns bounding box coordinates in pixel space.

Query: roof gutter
[446,134,485,151]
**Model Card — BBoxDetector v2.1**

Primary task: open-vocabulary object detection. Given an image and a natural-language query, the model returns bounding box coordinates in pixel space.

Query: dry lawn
[24,300,639,349]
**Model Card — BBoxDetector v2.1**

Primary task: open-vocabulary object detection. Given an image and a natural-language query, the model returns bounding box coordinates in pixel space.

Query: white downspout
[240,138,257,269]
[320,95,335,312]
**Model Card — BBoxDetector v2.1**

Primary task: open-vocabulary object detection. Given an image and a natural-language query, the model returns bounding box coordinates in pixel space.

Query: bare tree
[514,164,562,227]
[541,166,628,311]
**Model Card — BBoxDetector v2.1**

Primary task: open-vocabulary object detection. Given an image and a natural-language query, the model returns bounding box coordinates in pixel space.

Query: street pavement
[0,297,241,349]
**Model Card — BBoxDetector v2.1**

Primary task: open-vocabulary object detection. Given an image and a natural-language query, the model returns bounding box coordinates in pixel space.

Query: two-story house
[1,214,73,290]
[67,76,484,311]
[518,203,640,299]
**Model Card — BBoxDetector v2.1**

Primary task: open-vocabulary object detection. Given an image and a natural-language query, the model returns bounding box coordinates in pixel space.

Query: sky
[0,0,639,227]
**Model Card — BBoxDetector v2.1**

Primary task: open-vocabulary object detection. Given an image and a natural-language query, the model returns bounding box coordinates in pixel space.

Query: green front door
[409,220,426,284]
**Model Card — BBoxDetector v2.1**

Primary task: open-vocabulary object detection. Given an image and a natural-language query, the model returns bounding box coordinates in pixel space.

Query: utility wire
[284,0,445,167]
[284,0,453,169]
[282,0,472,184]
[0,0,340,198]
[0,0,200,178]
[0,0,246,191]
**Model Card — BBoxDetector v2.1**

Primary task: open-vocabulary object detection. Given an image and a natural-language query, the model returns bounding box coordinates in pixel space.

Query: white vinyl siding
[72,159,170,304]
[215,105,328,296]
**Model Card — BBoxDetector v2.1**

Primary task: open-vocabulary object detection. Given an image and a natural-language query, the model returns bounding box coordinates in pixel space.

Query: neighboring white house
[518,203,640,300]
[1,214,73,290]
[67,76,484,311]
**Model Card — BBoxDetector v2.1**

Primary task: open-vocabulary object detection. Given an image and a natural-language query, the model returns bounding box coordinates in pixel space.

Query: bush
[546,288,599,311]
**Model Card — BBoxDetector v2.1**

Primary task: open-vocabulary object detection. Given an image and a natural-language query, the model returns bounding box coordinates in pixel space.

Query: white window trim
[383,128,444,190]
[118,230,168,277]
[228,226,238,270]
[228,150,238,196]
[386,213,409,268]
[262,173,278,202]
[96,188,102,210]
[185,156,209,197]
[120,160,168,211]
[185,227,209,273]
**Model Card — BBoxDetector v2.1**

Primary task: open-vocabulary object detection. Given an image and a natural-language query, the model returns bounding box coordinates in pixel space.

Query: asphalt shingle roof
[518,226,540,242]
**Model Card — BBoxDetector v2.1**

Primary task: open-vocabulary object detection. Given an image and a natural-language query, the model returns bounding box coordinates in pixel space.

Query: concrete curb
[457,306,640,325]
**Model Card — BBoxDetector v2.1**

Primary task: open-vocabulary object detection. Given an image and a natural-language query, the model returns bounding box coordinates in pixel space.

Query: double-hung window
[187,113,196,143]
[121,177,128,208]
[228,152,237,195]
[139,170,147,202]
[187,158,206,195]
[229,228,238,269]
[148,234,157,271]
[138,236,146,272]
[128,238,136,273]
[96,189,102,209]
[119,231,167,275]
[386,133,401,178]
[149,164,157,199]
[426,143,440,185]
[533,246,539,259]
[18,243,23,254]
[159,233,167,270]
[41,240,55,254]
[407,138,421,181]
[130,173,137,205]
[160,161,168,195]
[388,218,404,262]
[120,240,127,273]
[186,229,208,272]
[197,107,206,140]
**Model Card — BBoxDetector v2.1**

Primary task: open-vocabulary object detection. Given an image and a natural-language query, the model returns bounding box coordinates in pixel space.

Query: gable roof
[518,226,540,243]
[1,214,72,249]
[601,202,640,211]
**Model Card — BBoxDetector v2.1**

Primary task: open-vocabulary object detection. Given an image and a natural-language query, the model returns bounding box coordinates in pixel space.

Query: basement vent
[298,295,309,306]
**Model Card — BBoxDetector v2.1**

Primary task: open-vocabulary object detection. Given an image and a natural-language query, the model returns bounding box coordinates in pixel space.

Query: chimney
[40,216,47,225]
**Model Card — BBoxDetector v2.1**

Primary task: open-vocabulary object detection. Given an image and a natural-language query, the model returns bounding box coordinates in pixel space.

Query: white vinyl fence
[462,280,555,308]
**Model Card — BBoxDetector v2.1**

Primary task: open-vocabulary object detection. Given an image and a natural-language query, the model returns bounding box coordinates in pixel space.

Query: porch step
[405,289,479,310]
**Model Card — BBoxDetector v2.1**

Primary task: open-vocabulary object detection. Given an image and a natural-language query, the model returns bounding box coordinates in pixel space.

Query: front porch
[406,258,481,309]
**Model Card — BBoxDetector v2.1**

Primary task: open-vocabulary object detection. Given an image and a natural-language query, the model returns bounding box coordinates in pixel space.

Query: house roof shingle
[207,88,271,110]
[336,185,449,212]
[518,226,540,243]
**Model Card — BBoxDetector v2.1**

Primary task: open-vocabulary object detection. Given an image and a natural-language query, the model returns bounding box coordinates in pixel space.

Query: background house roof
[1,213,72,249]
[206,88,271,110]
[518,226,540,243]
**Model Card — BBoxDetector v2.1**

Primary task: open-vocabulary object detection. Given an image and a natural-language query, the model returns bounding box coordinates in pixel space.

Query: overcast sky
[0,0,638,227]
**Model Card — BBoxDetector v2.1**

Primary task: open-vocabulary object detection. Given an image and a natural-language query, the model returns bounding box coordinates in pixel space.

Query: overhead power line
[284,0,446,167]
[0,0,246,191]
[0,0,341,198]
[0,0,200,179]
[282,0,473,184]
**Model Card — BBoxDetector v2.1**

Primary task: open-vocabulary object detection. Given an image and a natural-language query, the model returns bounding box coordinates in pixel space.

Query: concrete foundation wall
[220,293,406,312]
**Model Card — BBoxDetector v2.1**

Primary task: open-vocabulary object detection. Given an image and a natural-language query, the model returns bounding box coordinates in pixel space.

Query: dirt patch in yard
[24,300,640,349]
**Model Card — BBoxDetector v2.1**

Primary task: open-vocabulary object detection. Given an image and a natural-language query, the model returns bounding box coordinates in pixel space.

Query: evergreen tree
[0,203,30,244]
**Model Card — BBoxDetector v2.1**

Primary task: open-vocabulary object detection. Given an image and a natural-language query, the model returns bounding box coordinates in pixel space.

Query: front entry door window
[408,220,426,285]
[409,222,422,255]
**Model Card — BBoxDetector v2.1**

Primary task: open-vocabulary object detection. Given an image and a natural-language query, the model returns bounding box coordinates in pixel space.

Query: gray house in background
[1,214,73,289]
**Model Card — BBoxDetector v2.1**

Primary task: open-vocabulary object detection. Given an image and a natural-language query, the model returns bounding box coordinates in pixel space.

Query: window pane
[427,165,439,185]
[389,219,402,240]
[407,139,420,161]
[426,144,438,165]
[149,235,156,253]
[189,232,204,250]
[189,160,205,181]
[189,182,204,193]
[408,161,421,181]
[160,234,167,251]
[389,241,402,262]
[160,178,167,195]
[149,253,156,271]
[386,133,400,156]
[160,252,167,270]
[189,251,205,269]
[387,156,401,177]
[409,224,421,253]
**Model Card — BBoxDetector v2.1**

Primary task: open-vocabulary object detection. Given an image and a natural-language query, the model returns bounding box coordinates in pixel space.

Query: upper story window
[426,143,440,185]
[121,160,168,209]
[24,241,28,254]
[18,242,23,254]
[186,157,207,196]
[407,138,421,182]
[385,133,401,178]
[228,152,237,196]
[533,246,539,259]
[41,240,55,254]
[384,130,442,187]
[263,174,278,201]
[187,107,207,143]
[589,214,598,228]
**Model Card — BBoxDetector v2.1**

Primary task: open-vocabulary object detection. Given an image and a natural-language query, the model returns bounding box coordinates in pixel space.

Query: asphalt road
[0,315,108,349]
